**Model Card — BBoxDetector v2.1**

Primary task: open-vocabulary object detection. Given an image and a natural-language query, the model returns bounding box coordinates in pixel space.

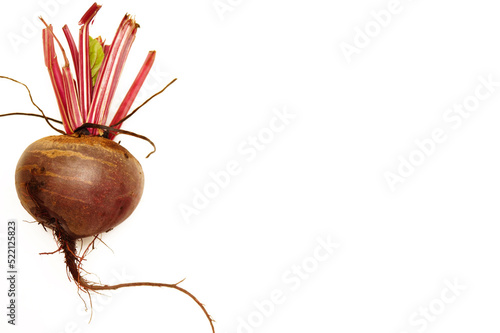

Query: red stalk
[42,2,158,138]
[62,25,80,80]
[109,51,156,136]
[61,66,83,130]
[77,3,101,122]
[42,26,71,134]
[88,15,138,127]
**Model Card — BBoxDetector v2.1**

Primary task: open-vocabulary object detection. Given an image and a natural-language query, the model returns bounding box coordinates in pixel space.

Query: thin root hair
[0,75,66,134]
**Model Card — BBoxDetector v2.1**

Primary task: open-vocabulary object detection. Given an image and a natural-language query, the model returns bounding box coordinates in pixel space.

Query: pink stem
[108,51,156,139]
[62,66,83,130]
[62,25,79,80]
[42,26,71,134]
[77,3,101,122]
[88,15,138,128]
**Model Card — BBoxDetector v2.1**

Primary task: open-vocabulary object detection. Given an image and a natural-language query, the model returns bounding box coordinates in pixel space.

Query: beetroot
[0,3,214,332]
[16,135,144,239]
[13,134,213,331]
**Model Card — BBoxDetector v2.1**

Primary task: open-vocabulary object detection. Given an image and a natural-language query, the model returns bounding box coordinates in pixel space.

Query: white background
[1,0,500,332]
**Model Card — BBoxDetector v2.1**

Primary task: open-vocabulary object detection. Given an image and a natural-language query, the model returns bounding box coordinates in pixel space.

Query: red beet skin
[15,134,144,239]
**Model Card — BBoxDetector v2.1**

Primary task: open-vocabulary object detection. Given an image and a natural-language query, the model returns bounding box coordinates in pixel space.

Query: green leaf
[89,36,104,86]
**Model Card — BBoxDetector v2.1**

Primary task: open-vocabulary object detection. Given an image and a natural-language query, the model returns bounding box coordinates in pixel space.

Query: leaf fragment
[89,36,104,86]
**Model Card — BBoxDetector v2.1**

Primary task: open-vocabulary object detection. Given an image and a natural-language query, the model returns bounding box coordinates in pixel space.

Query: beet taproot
[13,133,215,332]
[15,134,144,239]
